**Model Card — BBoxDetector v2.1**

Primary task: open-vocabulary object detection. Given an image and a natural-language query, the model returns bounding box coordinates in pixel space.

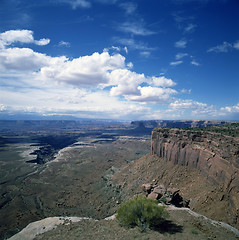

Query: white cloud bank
[0,29,238,120]
[168,99,239,119]
[0,87,150,119]
[0,29,179,119]
[169,99,208,110]
[221,103,239,114]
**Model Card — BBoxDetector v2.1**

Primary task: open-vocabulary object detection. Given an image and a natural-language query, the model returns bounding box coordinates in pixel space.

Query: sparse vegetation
[191,228,199,235]
[116,195,169,232]
[159,196,167,205]
[183,123,239,137]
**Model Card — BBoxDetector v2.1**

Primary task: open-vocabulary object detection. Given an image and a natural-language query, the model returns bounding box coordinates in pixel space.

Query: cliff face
[151,128,239,227]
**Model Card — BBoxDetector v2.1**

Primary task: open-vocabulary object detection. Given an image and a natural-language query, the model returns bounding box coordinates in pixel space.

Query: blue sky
[0,0,238,120]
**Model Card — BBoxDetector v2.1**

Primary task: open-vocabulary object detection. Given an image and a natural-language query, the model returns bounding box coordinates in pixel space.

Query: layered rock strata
[151,128,239,227]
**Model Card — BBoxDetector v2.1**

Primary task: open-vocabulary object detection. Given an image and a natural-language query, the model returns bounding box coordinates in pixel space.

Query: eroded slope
[112,128,239,229]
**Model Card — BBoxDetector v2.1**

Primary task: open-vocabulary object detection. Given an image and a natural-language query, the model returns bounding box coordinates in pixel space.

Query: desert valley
[0,120,239,240]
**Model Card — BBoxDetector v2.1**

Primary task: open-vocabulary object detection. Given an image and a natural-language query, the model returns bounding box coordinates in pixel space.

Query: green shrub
[191,228,199,235]
[116,195,169,231]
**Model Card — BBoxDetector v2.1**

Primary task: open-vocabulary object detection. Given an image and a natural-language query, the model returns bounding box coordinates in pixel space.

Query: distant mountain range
[1,119,238,135]
[0,113,87,121]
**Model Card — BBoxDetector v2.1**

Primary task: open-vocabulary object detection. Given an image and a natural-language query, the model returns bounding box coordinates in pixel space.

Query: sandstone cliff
[151,128,239,228]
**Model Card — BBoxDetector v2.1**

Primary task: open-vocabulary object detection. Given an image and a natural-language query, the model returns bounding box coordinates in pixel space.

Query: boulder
[147,192,159,200]
[141,183,152,193]
[152,187,165,198]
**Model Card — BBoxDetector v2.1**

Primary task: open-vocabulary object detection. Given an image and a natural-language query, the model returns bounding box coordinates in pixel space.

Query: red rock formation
[151,128,239,227]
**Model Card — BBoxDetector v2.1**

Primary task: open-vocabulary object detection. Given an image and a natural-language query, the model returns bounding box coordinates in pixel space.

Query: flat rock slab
[8,217,92,240]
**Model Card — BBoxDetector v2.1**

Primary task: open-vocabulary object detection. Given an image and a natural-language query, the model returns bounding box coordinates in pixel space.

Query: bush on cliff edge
[116,195,169,232]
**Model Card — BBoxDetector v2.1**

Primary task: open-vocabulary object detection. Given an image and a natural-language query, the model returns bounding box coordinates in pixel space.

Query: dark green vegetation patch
[116,195,169,232]
[184,123,239,137]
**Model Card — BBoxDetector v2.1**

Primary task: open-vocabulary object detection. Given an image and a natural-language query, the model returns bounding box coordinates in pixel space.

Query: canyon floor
[0,125,151,239]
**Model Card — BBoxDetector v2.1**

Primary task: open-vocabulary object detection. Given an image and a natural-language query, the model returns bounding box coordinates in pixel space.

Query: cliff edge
[151,128,239,228]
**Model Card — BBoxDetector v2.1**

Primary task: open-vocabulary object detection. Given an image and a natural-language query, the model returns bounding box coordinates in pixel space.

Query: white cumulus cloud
[220,103,239,113]
[0,47,54,71]
[0,30,50,48]
[35,38,50,46]
[38,52,126,87]
[151,76,176,87]
[126,86,177,104]
[109,69,146,96]
[108,69,177,104]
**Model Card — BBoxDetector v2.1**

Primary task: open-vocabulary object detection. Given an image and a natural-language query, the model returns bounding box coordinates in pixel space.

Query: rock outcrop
[142,183,190,207]
[27,145,56,164]
[151,128,239,227]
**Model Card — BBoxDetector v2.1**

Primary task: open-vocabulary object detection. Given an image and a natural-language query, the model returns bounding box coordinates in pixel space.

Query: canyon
[1,121,239,239]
